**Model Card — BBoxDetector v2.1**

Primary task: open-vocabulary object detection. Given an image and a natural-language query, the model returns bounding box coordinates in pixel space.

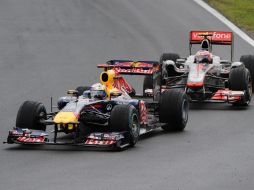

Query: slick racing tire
[159,53,180,82]
[159,90,189,131]
[240,55,254,88]
[16,101,47,131]
[75,122,91,143]
[229,67,252,106]
[75,86,90,96]
[143,75,153,96]
[110,104,140,146]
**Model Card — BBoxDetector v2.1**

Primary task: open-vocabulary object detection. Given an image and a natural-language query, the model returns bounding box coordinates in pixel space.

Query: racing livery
[5,60,189,149]
[155,31,254,106]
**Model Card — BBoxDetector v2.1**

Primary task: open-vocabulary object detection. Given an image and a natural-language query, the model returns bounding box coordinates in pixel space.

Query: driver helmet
[201,39,211,50]
[90,83,107,99]
[195,50,212,63]
[83,90,91,98]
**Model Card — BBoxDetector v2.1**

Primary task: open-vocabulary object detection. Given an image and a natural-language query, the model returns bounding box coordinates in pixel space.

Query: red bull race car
[153,31,254,106]
[5,60,189,150]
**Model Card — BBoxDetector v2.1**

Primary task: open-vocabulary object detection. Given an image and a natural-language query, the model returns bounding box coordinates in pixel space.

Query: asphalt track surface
[1,0,254,190]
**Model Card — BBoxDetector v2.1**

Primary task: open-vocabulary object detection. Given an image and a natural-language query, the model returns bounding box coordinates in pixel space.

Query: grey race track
[1,0,254,190]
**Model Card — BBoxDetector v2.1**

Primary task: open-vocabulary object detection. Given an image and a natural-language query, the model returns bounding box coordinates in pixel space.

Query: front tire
[229,67,252,106]
[160,53,180,84]
[75,122,91,143]
[110,104,140,146]
[16,101,47,131]
[159,90,189,131]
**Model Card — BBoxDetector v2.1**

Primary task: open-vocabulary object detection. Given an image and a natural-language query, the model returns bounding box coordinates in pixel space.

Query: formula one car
[5,60,189,149]
[154,31,254,106]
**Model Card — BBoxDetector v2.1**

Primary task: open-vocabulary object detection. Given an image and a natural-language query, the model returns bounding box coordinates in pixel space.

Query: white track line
[194,0,254,47]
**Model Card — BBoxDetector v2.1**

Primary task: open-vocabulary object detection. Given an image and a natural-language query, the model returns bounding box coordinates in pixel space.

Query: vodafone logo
[191,31,232,42]
[211,32,231,39]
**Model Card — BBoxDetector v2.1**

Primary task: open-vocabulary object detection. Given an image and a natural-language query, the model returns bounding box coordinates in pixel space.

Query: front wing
[145,88,245,103]
[211,90,244,102]
[5,128,131,149]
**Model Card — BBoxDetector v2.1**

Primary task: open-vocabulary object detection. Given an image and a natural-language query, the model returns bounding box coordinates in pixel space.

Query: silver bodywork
[162,53,246,102]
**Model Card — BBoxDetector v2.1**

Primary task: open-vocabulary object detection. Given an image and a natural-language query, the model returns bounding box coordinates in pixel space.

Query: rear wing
[189,31,234,61]
[98,60,162,100]
[97,60,160,75]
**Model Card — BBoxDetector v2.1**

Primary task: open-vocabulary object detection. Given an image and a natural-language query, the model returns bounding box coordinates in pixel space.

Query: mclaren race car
[5,60,189,149]
[155,31,254,106]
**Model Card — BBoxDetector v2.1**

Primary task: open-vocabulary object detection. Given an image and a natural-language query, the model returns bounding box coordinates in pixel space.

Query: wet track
[1,0,254,189]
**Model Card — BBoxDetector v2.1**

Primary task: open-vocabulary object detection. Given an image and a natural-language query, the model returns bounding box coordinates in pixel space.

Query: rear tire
[75,86,90,96]
[159,90,189,131]
[16,101,47,131]
[240,55,254,88]
[229,67,252,106]
[110,104,140,146]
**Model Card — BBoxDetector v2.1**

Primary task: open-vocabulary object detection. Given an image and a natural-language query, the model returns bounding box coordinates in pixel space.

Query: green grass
[207,0,254,35]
